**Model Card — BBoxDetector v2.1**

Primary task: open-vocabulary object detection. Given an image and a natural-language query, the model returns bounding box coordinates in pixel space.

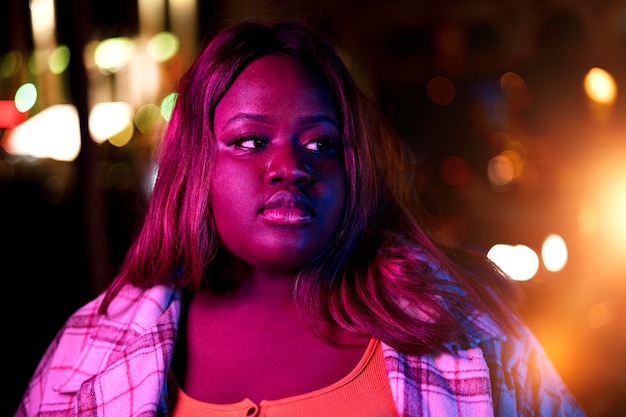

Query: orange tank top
[168,337,398,417]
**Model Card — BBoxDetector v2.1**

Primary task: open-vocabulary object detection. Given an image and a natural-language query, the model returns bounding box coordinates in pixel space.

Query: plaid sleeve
[14,285,180,417]
[480,319,587,417]
[383,344,495,417]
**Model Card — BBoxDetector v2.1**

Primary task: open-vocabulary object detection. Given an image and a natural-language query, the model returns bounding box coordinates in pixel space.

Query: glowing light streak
[2,104,81,161]
[30,0,56,49]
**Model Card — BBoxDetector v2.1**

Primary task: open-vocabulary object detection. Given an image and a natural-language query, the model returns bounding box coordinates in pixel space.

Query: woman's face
[211,55,346,273]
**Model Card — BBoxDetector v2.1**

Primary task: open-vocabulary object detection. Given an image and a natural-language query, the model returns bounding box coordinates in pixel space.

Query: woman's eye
[233,136,267,149]
[303,137,339,153]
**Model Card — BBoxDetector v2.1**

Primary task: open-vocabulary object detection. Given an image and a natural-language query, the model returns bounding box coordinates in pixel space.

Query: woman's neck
[176,274,370,405]
[212,260,300,303]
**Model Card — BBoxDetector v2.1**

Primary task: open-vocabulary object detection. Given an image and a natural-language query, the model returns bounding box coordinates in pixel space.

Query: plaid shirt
[15,284,585,417]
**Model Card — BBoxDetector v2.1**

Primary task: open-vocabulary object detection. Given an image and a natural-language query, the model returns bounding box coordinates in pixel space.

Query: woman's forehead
[214,56,338,124]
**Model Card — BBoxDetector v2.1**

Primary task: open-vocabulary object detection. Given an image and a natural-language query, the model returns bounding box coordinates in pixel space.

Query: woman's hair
[101,20,518,354]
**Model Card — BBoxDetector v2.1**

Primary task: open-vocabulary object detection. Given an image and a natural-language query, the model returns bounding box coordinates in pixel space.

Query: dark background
[2,1,626,416]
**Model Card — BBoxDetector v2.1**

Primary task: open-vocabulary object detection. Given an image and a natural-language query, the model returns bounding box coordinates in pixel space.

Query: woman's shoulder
[478,317,587,416]
[56,283,182,343]
[103,283,181,323]
[69,283,179,317]
[38,284,181,388]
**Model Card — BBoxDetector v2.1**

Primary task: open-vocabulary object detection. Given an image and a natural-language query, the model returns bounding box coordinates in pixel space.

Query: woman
[15,20,585,416]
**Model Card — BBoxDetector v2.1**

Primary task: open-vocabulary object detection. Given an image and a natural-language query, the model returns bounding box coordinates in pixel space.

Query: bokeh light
[2,104,81,161]
[147,32,180,62]
[29,0,56,49]
[500,71,532,111]
[14,83,37,112]
[426,75,456,106]
[88,101,134,145]
[487,243,539,281]
[134,103,164,134]
[108,123,134,147]
[48,45,70,74]
[487,154,515,188]
[160,93,177,121]
[584,67,617,105]
[1,51,22,78]
[542,234,568,272]
[94,37,135,74]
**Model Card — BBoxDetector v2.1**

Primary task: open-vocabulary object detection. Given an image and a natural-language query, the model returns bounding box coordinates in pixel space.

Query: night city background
[1,0,625,415]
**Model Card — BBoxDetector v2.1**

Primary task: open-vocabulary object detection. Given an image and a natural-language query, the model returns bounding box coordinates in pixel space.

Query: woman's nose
[265,142,312,186]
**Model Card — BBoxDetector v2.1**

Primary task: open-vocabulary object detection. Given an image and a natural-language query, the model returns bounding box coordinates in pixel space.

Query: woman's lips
[261,207,313,224]
[261,190,314,225]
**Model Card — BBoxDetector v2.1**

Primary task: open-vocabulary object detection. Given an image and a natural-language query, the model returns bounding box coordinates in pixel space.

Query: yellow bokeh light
[94,37,135,74]
[135,103,164,134]
[108,123,134,147]
[147,32,180,62]
[584,67,617,105]
[89,101,134,144]
[48,45,70,74]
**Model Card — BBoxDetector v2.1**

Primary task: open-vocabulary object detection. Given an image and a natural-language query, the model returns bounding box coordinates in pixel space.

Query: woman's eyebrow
[221,113,340,130]
[220,113,268,129]
[297,114,339,129]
